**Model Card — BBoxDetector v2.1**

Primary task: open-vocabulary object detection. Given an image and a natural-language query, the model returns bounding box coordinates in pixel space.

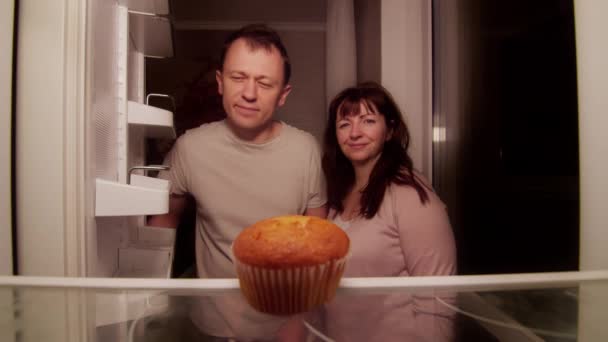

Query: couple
[149,24,456,342]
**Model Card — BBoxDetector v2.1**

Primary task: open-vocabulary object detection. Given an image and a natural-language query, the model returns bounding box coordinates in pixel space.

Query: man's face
[216,38,291,137]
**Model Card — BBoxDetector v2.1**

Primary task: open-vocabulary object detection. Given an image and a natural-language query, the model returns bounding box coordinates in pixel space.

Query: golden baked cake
[233,215,349,268]
[232,215,350,315]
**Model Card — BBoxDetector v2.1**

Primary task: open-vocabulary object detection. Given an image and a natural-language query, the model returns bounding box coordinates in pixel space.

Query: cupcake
[232,215,350,315]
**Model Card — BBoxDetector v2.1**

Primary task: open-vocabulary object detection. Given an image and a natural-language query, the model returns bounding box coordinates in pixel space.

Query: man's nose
[242,79,258,101]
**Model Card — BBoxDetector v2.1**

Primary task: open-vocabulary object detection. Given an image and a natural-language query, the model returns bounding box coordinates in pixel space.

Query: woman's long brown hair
[322,82,429,219]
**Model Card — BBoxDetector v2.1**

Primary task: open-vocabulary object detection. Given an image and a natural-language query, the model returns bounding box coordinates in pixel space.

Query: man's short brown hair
[219,24,292,84]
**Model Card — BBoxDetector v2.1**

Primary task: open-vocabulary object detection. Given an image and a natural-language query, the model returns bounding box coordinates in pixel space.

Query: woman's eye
[364,119,376,124]
[337,123,350,129]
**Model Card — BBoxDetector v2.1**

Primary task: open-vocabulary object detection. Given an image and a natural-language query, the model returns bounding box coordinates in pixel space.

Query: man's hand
[147,194,188,228]
[304,205,328,219]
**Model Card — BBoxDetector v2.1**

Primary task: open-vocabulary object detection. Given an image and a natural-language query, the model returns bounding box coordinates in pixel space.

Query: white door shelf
[128,101,176,139]
[126,0,169,15]
[130,173,169,190]
[129,11,173,58]
[95,177,170,216]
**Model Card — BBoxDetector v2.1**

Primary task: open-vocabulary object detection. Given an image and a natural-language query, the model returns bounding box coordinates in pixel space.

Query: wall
[278,30,326,140]
[354,0,381,83]
[171,0,326,22]
[0,0,14,276]
[380,0,432,178]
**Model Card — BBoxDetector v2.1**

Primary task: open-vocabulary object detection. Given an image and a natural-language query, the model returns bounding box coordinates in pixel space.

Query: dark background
[437,0,580,275]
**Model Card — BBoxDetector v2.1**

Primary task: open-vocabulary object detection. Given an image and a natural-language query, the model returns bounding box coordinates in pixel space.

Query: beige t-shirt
[160,120,326,340]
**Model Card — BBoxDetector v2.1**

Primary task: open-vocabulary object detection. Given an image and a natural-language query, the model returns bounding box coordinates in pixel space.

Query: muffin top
[233,215,350,268]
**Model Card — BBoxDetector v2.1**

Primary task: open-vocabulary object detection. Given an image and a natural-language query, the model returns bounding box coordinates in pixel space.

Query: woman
[322,82,456,341]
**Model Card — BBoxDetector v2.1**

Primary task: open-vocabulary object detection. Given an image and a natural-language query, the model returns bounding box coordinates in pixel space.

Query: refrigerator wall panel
[89,0,129,278]
[0,0,14,277]
[16,0,90,340]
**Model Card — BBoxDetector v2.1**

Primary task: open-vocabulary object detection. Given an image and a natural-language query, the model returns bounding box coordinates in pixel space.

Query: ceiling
[169,0,326,23]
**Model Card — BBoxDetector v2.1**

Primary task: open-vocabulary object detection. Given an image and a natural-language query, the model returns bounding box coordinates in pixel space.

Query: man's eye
[230,76,245,81]
[258,82,272,88]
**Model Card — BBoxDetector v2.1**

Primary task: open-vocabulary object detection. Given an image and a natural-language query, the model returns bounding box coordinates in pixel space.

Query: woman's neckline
[337,211,360,223]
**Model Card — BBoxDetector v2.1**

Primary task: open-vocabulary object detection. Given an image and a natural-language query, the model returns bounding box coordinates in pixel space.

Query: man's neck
[227,120,282,144]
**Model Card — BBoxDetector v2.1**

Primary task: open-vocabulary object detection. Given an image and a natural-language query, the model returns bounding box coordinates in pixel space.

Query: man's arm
[304,205,328,219]
[147,194,188,228]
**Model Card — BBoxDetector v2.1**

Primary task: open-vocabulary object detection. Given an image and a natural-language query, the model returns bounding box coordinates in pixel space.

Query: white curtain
[326,0,357,105]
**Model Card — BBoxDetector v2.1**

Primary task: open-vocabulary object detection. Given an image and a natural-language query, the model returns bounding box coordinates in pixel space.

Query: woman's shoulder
[386,171,445,209]
[383,172,453,234]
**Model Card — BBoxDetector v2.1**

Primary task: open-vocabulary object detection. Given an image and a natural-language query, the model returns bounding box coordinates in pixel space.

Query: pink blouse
[325,182,457,341]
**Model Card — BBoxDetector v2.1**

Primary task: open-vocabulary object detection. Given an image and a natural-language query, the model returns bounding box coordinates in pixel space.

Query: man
[149,24,327,341]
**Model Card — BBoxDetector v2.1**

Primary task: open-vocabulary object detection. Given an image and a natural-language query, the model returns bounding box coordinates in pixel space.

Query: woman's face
[336,102,391,168]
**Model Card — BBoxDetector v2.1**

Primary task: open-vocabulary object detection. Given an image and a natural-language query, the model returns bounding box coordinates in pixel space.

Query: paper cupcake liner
[234,255,348,316]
